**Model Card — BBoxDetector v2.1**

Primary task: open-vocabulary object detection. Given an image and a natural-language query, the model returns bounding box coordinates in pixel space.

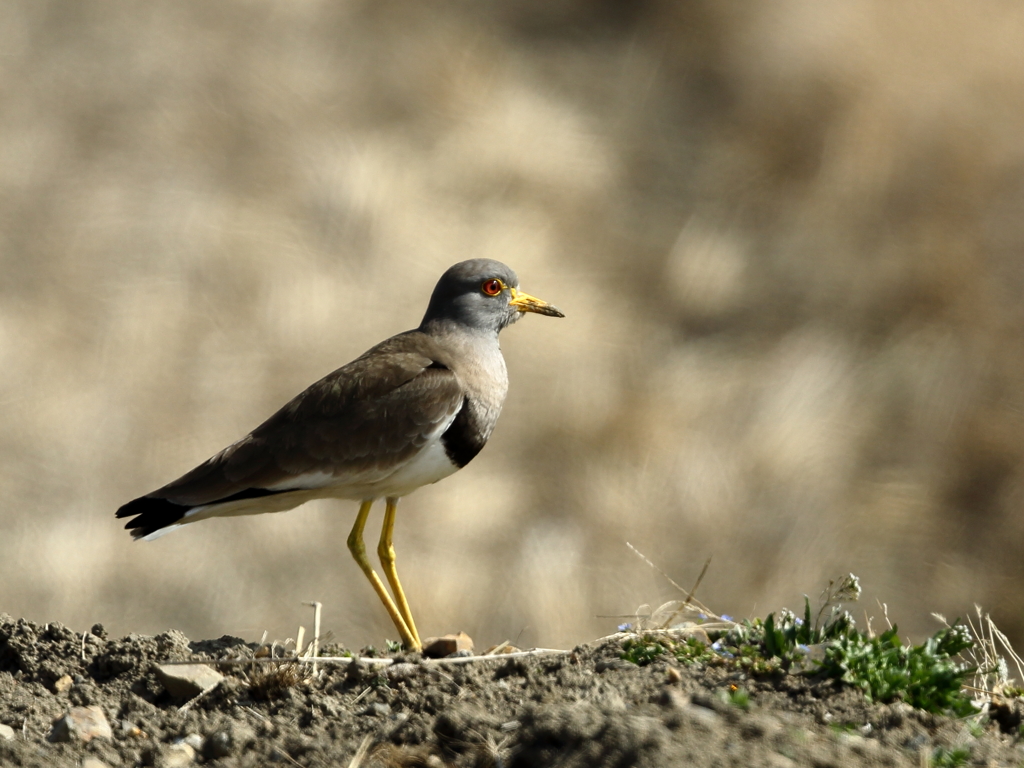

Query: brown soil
[2,614,1023,767]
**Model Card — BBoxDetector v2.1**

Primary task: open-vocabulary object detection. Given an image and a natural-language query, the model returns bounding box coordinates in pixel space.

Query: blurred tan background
[3,0,1024,652]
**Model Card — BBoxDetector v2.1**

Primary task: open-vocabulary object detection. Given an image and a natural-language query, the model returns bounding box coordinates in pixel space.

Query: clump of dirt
[1,613,1022,767]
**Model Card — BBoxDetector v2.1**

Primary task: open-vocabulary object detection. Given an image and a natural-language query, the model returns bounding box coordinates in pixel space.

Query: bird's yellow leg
[347,499,419,651]
[378,497,421,650]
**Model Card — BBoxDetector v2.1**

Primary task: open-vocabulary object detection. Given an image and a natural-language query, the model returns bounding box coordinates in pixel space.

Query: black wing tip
[116,496,189,540]
[116,487,287,539]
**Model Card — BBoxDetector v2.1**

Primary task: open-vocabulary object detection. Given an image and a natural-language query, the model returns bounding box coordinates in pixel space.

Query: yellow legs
[346,497,422,651]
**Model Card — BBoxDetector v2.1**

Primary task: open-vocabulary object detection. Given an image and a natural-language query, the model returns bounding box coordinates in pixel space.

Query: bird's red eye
[481,279,503,296]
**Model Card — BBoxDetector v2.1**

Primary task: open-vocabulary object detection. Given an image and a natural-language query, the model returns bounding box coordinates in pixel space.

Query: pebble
[0,723,15,741]
[81,759,110,768]
[201,724,254,759]
[162,741,196,767]
[202,730,234,759]
[155,663,224,699]
[180,733,204,751]
[119,720,144,738]
[52,674,73,694]
[49,705,113,743]
[421,632,474,658]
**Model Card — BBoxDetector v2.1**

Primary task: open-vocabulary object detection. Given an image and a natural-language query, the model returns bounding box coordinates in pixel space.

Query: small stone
[202,730,233,760]
[155,664,224,700]
[82,759,111,768]
[0,723,15,741]
[201,724,253,760]
[687,628,711,645]
[48,705,113,743]
[52,674,74,694]
[119,720,144,738]
[162,741,196,767]
[665,667,682,684]
[181,734,204,751]
[421,632,474,658]
[90,623,107,639]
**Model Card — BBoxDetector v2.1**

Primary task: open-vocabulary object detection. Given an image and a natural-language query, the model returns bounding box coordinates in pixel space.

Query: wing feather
[117,331,465,533]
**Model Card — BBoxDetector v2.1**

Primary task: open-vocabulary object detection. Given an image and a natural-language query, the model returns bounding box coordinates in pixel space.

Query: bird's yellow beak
[509,287,565,318]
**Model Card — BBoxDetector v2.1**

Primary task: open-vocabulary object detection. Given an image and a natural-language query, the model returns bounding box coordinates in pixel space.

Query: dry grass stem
[346,735,373,768]
[178,681,221,713]
[304,601,323,674]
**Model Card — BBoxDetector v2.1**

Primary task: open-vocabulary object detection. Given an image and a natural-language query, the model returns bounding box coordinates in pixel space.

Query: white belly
[264,433,461,502]
[368,438,460,499]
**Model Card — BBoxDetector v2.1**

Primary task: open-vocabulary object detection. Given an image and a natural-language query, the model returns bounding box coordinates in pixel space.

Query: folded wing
[116,332,464,538]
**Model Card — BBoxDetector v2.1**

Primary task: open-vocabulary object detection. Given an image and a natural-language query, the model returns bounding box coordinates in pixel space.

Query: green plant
[721,685,749,710]
[620,575,979,718]
[762,574,860,664]
[822,624,976,716]
[828,722,860,735]
[622,636,671,666]
[930,745,971,767]
[674,636,715,665]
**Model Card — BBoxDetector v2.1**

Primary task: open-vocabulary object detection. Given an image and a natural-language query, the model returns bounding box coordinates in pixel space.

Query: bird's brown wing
[116,332,464,534]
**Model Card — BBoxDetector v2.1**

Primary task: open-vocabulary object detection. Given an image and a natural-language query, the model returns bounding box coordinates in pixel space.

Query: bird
[116,259,564,651]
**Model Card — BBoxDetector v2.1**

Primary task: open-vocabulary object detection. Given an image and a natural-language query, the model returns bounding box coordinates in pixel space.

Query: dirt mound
[1,614,1021,767]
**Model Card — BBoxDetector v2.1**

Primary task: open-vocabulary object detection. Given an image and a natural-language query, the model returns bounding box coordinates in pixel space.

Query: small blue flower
[794,617,804,626]
[797,644,810,654]
[721,614,733,622]
[698,613,707,620]
[618,623,632,632]
[710,641,734,658]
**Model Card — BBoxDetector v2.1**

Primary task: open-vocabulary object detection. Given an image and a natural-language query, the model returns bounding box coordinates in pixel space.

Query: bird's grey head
[420,259,564,335]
